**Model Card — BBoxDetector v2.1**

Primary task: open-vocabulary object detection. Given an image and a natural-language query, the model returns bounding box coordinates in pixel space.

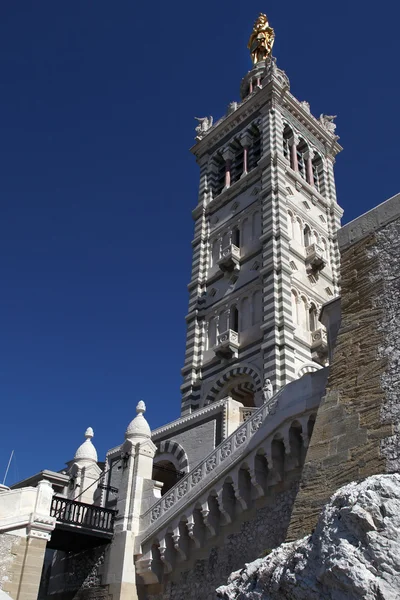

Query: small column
[240,131,252,177]
[305,149,315,186]
[290,134,299,172]
[222,147,234,189]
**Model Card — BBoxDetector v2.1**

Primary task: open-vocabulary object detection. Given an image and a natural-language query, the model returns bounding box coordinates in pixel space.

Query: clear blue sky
[1,1,398,484]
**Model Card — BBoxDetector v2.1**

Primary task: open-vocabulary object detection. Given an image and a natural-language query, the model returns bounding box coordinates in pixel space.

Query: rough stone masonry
[217,473,400,600]
[287,193,400,541]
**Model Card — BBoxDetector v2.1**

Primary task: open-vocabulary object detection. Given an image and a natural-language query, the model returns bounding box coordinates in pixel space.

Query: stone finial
[84,427,94,439]
[74,427,98,463]
[136,401,146,415]
[125,401,151,440]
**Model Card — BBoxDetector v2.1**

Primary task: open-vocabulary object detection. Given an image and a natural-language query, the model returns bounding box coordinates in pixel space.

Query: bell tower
[181,14,343,416]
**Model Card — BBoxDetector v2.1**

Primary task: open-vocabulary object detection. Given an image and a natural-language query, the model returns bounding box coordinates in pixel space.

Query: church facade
[2,13,373,600]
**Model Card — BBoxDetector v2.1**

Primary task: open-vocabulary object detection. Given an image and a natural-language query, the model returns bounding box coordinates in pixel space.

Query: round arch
[205,364,263,406]
[154,440,189,474]
[297,362,323,378]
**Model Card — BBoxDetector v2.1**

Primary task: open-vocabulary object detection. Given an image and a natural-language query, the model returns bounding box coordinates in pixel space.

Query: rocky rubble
[216,474,400,600]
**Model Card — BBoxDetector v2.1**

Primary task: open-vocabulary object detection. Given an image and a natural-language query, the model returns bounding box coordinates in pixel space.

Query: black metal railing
[51,496,116,534]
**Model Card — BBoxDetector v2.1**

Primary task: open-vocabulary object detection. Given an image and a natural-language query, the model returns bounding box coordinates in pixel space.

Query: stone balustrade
[240,407,258,422]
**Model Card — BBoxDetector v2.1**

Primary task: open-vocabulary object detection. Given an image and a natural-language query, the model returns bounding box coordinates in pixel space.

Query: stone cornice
[281,92,343,156]
[190,89,267,158]
[291,274,335,307]
[337,192,400,250]
[151,399,228,440]
[197,276,261,317]
[190,74,342,160]
[284,164,330,209]
[192,169,260,220]
[286,199,331,241]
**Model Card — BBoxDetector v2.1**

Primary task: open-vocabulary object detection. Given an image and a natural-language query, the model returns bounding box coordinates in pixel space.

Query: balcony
[48,496,116,551]
[305,243,326,274]
[214,329,240,359]
[311,328,328,364]
[217,244,240,273]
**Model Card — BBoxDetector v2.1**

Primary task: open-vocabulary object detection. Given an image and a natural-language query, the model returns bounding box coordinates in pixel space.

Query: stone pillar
[103,402,156,600]
[305,149,315,186]
[222,147,234,189]
[225,397,246,436]
[240,131,252,177]
[290,135,299,172]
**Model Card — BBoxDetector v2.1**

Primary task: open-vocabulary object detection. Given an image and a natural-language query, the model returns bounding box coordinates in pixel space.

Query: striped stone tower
[181,14,343,416]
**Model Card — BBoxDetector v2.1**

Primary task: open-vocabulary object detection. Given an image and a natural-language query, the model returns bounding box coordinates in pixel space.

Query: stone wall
[44,547,107,600]
[287,193,400,541]
[0,533,21,592]
[0,533,48,600]
[142,480,299,600]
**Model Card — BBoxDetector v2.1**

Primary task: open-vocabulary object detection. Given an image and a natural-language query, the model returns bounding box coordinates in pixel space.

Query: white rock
[216,474,400,600]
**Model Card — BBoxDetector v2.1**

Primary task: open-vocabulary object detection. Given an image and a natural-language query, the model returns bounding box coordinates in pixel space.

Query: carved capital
[222,146,235,162]
[240,131,253,148]
[291,133,300,147]
[304,148,315,161]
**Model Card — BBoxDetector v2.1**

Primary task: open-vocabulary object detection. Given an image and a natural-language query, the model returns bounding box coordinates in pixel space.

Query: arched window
[240,297,250,331]
[297,139,308,180]
[321,238,329,265]
[313,230,320,246]
[303,224,312,247]
[312,153,323,191]
[229,305,239,333]
[309,303,318,332]
[222,231,230,249]
[287,211,294,239]
[283,124,292,164]
[232,226,240,247]
[219,310,228,334]
[230,140,244,184]
[214,153,225,196]
[247,126,261,171]
[211,239,220,267]
[291,290,299,326]
[152,460,181,496]
[252,211,261,241]
[252,290,262,326]
[300,296,308,330]
[207,318,217,349]
[294,217,302,244]
[241,218,252,249]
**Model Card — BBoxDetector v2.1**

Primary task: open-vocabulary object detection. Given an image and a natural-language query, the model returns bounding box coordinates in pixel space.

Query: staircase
[135,370,326,584]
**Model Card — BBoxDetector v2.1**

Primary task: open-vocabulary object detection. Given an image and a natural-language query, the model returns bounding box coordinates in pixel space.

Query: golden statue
[248,13,275,65]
